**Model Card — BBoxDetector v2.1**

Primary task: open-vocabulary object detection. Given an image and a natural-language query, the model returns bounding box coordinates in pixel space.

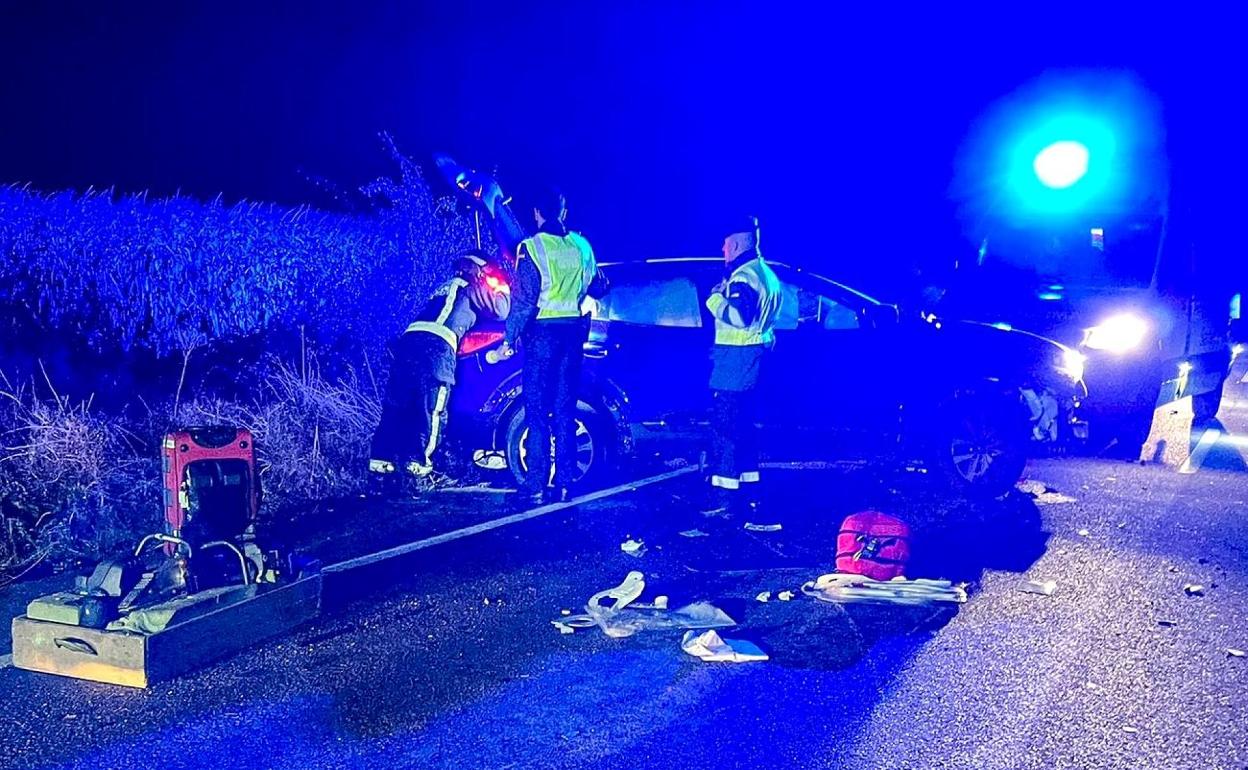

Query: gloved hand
[710,280,728,296]
[486,341,516,365]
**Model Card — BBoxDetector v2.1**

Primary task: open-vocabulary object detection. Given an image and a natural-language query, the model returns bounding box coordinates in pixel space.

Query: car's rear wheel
[934,395,1029,498]
[503,401,617,488]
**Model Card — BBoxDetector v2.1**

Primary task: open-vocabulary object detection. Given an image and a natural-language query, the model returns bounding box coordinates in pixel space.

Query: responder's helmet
[455,251,489,278]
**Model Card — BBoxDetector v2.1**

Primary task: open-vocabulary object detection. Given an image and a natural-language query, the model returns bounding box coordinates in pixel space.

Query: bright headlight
[1057,348,1085,382]
[1082,313,1148,353]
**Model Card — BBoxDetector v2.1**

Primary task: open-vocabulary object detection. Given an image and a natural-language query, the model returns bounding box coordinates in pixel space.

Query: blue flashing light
[1033,141,1089,189]
[991,322,1013,331]
[1004,112,1119,217]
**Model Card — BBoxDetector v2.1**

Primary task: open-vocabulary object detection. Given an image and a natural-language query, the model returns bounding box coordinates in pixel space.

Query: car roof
[597,257,883,306]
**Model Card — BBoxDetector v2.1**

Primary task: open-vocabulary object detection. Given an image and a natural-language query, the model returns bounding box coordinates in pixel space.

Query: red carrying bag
[836,511,911,581]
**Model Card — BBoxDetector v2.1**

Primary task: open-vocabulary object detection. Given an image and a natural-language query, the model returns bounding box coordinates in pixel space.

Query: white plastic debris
[620,538,647,557]
[1017,480,1076,505]
[1184,584,1206,597]
[1123,726,1139,735]
[591,571,645,613]
[1016,480,1047,496]
[1020,580,1058,596]
[556,572,735,639]
[802,574,968,606]
[777,591,795,601]
[560,609,571,616]
[744,522,783,532]
[1227,648,1246,658]
[679,529,710,538]
[681,629,768,663]
[1077,529,1090,537]
[755,591,771,603]
[551,621,575,635]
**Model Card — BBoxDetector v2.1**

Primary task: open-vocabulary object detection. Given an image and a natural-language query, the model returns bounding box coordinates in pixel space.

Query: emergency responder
[369,252,511,490]
[495,189,608,505]
[702,216,781,516]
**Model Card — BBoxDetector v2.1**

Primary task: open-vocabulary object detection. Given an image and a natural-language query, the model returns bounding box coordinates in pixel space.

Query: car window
[776,282,859,331]
[602,277,703,328]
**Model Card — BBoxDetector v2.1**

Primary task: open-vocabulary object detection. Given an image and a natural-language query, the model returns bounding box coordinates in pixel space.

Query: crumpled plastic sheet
[681,629,768,663]
[554,571,736,639]
[801,573,967,606]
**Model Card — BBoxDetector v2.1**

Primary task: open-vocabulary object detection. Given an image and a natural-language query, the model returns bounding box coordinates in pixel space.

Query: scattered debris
[803,574,967,606]
[551,621,575,635]
[1020,579,1058,597]
[778,591,795,601]
[555,572,735,639]
[1016,480,1077,505]
[1123,726,1139,735]
[1157,619,1179,628]
[744,522,783,532]
[1077,529,1090,537]
[679,529,710,538]
[1084,682,1101,691]
[755,591,771,603]
[681,629,768,663]
[1227,648,1246,658]
[483,598,490,606]
[620,538,647,557]
[1016,480,1047,496]
[1183,584,1206,597]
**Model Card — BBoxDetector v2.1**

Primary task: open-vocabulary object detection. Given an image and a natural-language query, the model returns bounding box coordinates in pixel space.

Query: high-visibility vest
[707,257,781,347]
[522,231,595,320]
[405,277,471,350]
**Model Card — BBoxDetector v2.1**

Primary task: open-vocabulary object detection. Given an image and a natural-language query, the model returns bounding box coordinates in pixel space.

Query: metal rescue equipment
[11,427,321,688]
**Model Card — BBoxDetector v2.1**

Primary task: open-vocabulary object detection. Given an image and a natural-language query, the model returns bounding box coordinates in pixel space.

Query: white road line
[1179,428,1222,474]
[324,467,696,574]
[0,654,12,670]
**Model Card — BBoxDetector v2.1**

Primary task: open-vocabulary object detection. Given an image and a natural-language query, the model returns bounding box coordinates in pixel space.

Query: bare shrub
[176,347,382,510]
[0,371,159,580]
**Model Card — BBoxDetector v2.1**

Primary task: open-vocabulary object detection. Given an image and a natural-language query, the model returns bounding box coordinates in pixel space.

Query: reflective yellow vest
[522,231,596,320]
[706,257,781,346]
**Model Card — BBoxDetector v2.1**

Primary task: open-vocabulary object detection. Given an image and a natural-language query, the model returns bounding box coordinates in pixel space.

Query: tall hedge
[0,146,474,361]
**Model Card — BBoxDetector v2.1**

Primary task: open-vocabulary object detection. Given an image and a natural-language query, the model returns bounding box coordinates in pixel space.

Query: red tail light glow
[459,330,505,356]
[485,274,510,294]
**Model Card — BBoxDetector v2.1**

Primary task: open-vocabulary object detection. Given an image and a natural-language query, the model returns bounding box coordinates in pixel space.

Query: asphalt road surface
[2,365,1247,770]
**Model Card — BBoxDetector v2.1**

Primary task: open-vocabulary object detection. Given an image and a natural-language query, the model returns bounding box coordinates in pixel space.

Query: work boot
[543,486,570,504]
[513,487,545,509]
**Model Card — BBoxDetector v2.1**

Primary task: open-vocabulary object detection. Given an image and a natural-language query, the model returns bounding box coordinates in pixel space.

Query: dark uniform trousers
[521,317,588,492]
[370,332,454,474]
[707,343,766,499]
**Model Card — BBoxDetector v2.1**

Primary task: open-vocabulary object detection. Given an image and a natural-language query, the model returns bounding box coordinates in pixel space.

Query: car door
[595,262,720,440]
[759,268,904,460]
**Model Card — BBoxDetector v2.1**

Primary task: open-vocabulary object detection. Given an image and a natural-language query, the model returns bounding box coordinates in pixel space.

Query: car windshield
[980,218,1161,289]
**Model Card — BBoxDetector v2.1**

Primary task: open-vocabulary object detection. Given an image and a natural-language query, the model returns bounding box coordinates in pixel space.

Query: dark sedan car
[446,258,1086,497]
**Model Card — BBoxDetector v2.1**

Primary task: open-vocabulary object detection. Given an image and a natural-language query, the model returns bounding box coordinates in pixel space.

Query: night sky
[2,2,1244,289]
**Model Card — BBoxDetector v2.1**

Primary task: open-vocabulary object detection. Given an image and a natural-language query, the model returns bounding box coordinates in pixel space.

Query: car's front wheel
[934,394,1029,498]
[503,401,617,488]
